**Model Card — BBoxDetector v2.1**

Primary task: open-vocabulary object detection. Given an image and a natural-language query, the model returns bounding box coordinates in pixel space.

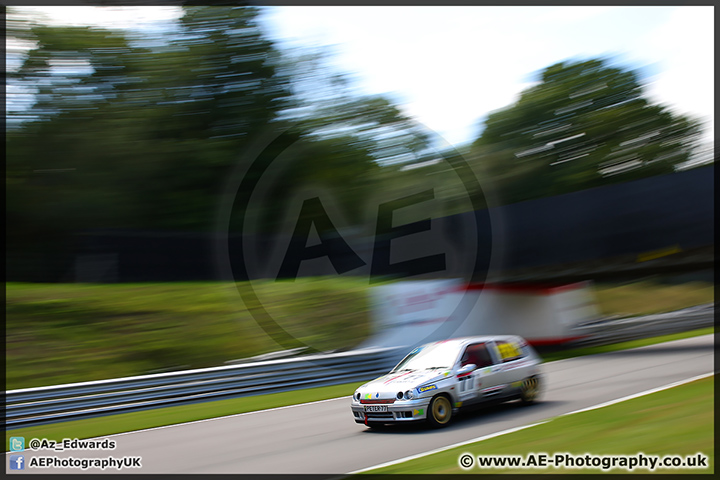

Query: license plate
[364,405,388,412]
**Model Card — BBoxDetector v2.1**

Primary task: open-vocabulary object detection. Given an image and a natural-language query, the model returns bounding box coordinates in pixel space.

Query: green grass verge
[366,376,714,474]
[5,381,361,452]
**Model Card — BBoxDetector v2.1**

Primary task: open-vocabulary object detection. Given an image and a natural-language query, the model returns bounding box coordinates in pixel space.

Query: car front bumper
[351,398,433,423]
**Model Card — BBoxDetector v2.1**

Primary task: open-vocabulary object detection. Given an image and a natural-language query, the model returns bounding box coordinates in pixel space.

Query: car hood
[359,369,452,397]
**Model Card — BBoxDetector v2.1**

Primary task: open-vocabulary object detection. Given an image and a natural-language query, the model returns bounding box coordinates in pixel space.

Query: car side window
[495,340,525,363]
[460,343,494,368]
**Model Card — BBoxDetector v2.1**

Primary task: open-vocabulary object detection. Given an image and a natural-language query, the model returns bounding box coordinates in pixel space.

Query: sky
[8,6,715,148]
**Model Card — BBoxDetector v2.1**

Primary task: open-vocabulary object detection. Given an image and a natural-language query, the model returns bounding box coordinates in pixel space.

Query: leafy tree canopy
[470,58,703,204]
[6,6,432,280]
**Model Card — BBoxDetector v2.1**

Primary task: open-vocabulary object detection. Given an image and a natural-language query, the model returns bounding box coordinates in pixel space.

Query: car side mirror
[457,364,477,376]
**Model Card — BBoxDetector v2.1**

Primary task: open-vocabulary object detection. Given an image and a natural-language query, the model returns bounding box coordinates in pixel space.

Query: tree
[275,47,432,166]
[6,6,295,280]
[470,58,704,204]
[6,6,432,280]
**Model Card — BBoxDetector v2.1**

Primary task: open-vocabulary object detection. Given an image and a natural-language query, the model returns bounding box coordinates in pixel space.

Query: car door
[455,342,502,404]
[488,339,528,396]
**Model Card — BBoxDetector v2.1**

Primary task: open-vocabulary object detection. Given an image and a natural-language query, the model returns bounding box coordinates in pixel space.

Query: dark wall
[488,164,714,270]
[65,165,714,282]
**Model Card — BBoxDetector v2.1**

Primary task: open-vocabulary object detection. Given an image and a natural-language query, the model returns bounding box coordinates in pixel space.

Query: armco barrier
[4,347,407,430]
[568,303,714,347]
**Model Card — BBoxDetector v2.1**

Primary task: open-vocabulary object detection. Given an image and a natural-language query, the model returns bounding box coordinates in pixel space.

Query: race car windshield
[391,342,461,372]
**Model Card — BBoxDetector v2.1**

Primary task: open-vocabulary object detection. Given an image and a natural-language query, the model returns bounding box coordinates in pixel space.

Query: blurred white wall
[361,279,599,349]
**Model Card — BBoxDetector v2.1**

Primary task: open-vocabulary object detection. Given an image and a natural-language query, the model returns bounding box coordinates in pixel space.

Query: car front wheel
[426,394,453,428]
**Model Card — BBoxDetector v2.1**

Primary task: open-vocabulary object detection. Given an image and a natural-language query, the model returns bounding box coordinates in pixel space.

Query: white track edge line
[98,395,350,440]
[346,421,551,475]
[346,371,714,474]
[562,372,714,416]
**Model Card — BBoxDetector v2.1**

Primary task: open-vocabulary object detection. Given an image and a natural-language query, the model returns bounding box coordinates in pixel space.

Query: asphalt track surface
[7,334,714,475]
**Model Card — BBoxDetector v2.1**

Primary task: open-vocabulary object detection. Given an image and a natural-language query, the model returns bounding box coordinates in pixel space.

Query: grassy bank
[593,279,714,316]
[366,376,714,474]
[5,279,713,389]
[6,279,371,389]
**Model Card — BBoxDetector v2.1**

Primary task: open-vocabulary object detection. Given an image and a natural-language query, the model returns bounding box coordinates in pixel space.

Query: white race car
[351,335,542,428]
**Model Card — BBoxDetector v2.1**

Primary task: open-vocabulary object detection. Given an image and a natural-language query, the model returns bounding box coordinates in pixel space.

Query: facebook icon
[10,455,24,470]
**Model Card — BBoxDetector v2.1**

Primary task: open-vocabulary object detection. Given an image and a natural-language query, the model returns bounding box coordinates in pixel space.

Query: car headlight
[354,391,361,401]
[404,390,414,400]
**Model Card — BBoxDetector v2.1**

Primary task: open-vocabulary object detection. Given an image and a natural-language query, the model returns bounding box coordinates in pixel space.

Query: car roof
[422,335,524,349]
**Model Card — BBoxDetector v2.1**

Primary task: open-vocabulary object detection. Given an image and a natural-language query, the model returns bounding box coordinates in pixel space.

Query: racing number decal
[458,376,474,392]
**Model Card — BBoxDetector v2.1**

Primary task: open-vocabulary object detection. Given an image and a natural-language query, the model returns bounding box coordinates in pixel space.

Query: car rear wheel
[426,394,453,428]
[520,376,541,404]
